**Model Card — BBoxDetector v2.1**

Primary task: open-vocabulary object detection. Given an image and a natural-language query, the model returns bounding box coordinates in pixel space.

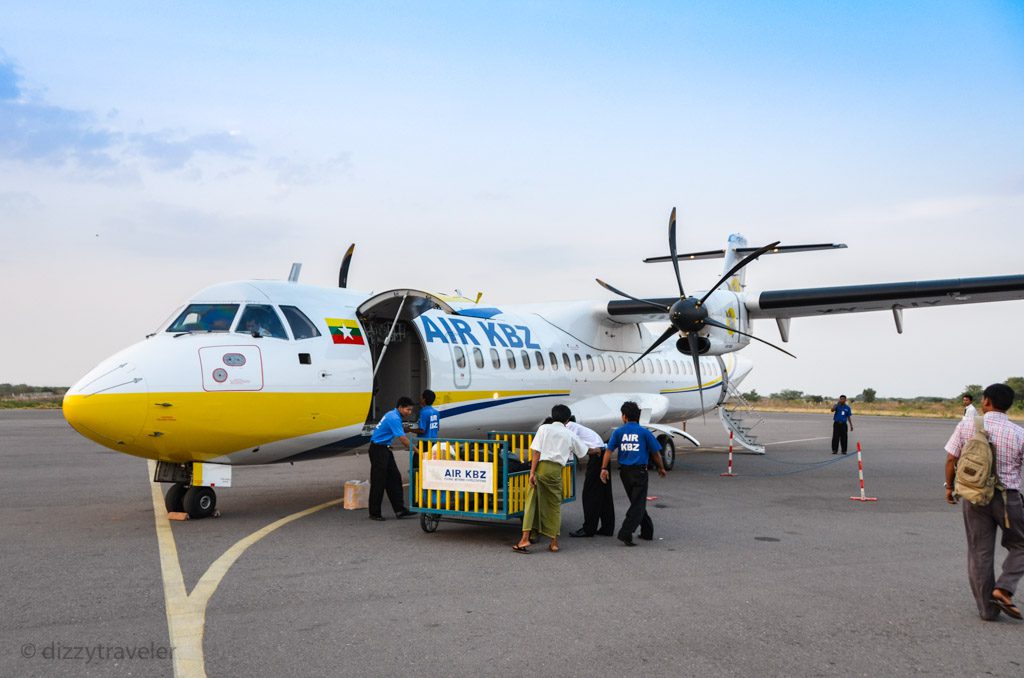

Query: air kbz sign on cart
[409,433,576,534]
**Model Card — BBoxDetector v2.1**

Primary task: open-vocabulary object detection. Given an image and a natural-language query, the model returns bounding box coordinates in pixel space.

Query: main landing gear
[164,483,218,519]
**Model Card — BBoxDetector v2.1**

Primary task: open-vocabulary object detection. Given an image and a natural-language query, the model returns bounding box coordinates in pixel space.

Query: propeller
[598,208,796,414]
[339,244,355,288]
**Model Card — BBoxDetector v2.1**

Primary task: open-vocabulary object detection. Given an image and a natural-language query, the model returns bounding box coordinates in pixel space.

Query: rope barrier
[676,450,857,478]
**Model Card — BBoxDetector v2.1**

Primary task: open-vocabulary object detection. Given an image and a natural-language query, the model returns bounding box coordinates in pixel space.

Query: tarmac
[2,409,1023,677]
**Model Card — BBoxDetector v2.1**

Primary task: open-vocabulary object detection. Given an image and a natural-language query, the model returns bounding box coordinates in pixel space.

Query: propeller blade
[339,243,355,288]
[698,240,781,305]
[688,332,706,417]
[610,326,678,382]
[596,279,669,313]
[704,317,797,358]
[668,207,685,298]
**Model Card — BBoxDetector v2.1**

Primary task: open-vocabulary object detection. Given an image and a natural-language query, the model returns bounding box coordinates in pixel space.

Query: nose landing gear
[156,461,225,520]
[163,482,218,519]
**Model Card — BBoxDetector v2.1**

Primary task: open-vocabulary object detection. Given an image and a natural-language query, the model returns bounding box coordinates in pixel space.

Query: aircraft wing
[745,274,1024,319]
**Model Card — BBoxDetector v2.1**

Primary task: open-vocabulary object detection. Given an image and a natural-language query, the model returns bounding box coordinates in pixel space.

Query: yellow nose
[63,362,149,455]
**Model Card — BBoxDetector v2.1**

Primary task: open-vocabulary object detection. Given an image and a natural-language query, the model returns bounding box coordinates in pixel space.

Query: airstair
[718,381,766,454]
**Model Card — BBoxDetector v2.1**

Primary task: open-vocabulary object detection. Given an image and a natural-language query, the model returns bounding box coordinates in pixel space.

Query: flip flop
[549,543,560,552]
[991,593,1023,620]
[512,544,531,554]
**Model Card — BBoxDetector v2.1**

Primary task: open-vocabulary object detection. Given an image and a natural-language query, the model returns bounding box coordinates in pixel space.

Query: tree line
[742,377,1024,410]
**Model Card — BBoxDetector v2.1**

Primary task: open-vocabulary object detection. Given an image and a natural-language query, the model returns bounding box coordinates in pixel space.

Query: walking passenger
[513,405,592,554]
[944,383,1024,620]
[600,401,667,546]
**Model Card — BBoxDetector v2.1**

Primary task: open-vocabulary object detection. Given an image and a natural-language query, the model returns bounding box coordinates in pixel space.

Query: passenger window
[562,353,571,371]
[521,350,531,370]
[618,357,628,372]
[535,351,545,370]
[280,306,321,340]
[506,349,516,369]
[656,359,664,375]
[644,358,653,374]
[549,352,559,371]
[586,355,594,371]
[473,347,485,369]
[491,348,501,369]
[639,360,646,374]
[672,361,678,375]
[454,345,467,368]
[598,356,606,372]
[167,303,239,333]
[574,354,583,371]
[236,304,288,339]
[630,359,637,373]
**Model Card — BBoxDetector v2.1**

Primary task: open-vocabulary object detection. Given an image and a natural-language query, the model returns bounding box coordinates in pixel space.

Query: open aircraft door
[356,290,456,423]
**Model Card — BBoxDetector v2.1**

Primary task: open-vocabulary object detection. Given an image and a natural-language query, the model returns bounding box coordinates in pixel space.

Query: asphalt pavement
[2,410,1023,677]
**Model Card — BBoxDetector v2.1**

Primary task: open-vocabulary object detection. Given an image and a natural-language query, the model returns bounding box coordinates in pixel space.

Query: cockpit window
[235,304,289,339]
[167,304,239,333]
[280,305,321,340]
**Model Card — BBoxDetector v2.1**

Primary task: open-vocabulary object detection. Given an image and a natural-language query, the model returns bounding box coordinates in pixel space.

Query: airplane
[62,209,1024,519]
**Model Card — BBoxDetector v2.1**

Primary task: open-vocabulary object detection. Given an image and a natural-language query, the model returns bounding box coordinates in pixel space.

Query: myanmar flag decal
[325,318,365,345]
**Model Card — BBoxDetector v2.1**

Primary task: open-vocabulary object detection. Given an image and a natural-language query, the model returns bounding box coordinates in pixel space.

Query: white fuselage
[63,280,752,465]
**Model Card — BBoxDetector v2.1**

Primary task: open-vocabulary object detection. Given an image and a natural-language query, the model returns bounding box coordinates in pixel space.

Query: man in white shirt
[567,416,615,538]
[513,405,596,554]
[962,393,978,420]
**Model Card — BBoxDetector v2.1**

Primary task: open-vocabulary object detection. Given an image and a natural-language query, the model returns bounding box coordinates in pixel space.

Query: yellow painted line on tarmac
[147,461,343,677]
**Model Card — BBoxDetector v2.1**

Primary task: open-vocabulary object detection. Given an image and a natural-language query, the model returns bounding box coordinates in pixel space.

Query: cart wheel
[658,435,675,471]
[420,513,440,533]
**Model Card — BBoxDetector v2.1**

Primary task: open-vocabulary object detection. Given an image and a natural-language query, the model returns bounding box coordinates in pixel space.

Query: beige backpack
[954,416,998,506]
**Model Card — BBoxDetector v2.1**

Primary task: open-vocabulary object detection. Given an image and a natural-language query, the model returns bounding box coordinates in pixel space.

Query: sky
[1,1,1022,398]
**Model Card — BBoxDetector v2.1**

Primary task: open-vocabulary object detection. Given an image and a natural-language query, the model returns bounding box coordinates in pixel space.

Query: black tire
[164,482,187,513]
[658,435,675,471]
[183,486,217,519]
[420,513,440,533]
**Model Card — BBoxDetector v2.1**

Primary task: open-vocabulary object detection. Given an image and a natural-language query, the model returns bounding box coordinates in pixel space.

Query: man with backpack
[944,383,1024,621]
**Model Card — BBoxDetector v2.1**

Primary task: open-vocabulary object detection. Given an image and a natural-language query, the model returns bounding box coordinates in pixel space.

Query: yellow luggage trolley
[409,431,576,533]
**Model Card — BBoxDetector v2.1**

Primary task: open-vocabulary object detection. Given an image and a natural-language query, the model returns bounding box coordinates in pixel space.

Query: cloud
[0,59,122,170]
[0,191,43,214]
[129,130,253,171]
[0,57,251,177]
[268,152,353,188]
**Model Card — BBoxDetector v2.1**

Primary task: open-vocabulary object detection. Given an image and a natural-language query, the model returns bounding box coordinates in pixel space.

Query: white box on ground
[343,480,370,509]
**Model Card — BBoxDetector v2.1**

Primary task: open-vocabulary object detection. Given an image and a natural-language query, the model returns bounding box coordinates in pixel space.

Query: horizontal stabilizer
[644,243,846,263]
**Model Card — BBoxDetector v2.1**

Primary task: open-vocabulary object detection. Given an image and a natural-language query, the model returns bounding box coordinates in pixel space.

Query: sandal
[991,590,1023,619]
[549,542,560,552]
[512,544,531,554]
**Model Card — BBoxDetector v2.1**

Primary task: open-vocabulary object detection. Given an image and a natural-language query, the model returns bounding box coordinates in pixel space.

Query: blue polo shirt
[833,404,852,423]
[418,406,440,439]
[608,422,661,467]
[371,408,406,445]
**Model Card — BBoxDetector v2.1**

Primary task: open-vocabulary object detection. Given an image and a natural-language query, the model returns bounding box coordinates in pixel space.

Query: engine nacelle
[678,290,750,356]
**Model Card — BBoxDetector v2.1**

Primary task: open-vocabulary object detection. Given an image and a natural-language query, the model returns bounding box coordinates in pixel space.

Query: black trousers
[619,465,653,540]
[831,422,849,453]
[581,453,615,535]
[368,443,407,517]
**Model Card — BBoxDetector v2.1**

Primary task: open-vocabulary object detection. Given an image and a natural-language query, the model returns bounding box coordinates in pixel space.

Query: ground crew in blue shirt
[368,396,415,521]
[413,389,440,440]
[830,394,854,454]
[600,401,667,546]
